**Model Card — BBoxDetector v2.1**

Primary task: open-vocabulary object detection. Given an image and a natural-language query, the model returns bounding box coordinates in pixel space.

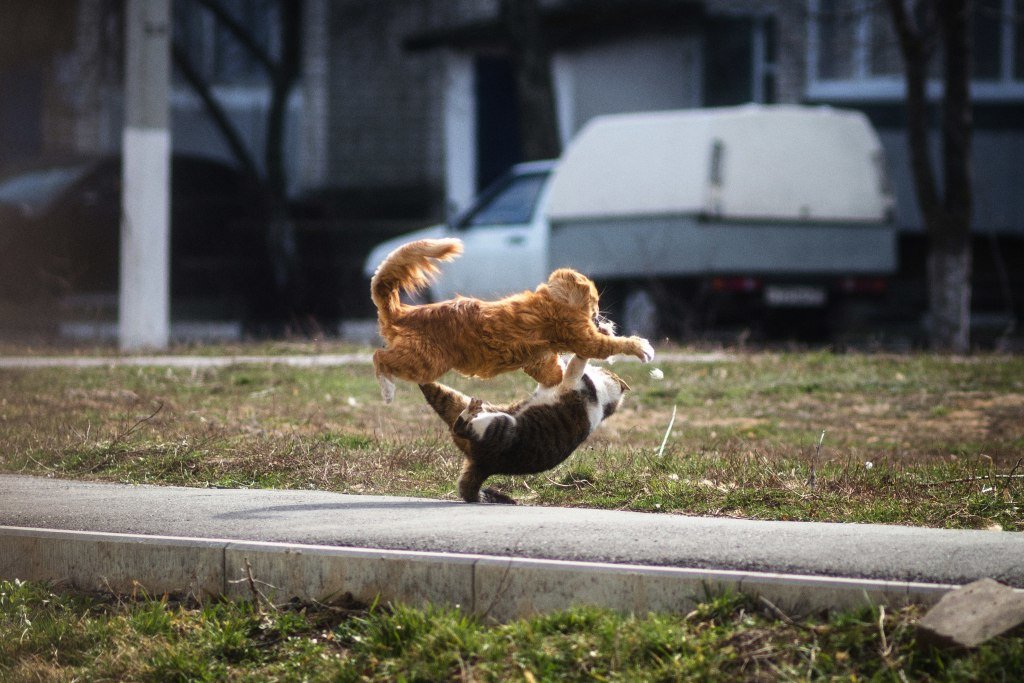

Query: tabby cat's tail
[418,382,471,428]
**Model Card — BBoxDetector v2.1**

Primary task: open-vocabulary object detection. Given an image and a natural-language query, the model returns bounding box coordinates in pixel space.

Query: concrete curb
[2,525,956,620]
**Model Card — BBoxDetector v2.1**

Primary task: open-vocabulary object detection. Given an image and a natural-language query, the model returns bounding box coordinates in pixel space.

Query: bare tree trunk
[265,0,302,202]
[173,0,305,326]
[932,0,973,352]
[927,241,971,351]
[500,0,561,160]
[263,0,304,320]
[885,0,973,352]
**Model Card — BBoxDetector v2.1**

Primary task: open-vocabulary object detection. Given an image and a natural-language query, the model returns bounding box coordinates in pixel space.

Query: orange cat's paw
[378,376,396,403]
[631,337,655,362]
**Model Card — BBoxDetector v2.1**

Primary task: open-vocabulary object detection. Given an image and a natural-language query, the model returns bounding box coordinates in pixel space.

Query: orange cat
[370,238,653,402]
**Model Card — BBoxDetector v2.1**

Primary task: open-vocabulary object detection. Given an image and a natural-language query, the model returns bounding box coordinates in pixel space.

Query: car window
[0,164,91,211]
[462,172,548,227]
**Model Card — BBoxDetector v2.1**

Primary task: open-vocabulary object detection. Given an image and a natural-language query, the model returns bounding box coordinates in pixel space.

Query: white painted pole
[443,51,477,217]
[120,0,171,350]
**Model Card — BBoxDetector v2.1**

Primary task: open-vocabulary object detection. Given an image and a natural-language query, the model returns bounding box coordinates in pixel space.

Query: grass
[2,579,1022,681]
[1,343,1021,529]
[2,344,1023,679]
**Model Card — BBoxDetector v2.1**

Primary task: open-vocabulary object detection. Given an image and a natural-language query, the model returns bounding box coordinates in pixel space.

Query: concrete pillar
[551,53,576,147]
[119,0,171,350]
[443,50,476,217]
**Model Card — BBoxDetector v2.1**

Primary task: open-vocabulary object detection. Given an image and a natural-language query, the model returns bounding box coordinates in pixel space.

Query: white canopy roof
[546,105,893,223]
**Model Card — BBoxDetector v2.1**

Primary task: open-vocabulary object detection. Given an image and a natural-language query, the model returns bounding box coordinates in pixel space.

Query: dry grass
[1,344,1022,528]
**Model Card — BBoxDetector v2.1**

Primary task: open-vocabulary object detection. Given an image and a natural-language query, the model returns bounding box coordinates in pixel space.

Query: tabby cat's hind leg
[458,463,516,504]
[457,459,488,503]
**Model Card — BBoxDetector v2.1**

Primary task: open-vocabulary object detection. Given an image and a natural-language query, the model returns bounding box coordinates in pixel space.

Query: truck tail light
[839,277,887,295]
[711,276,762,293]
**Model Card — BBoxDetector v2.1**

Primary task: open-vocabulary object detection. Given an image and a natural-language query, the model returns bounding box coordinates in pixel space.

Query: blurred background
[1,0,1021,350]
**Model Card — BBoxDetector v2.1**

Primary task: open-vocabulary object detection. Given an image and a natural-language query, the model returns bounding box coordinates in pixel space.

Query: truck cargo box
[546,105,897,278]
[547,104,894,224]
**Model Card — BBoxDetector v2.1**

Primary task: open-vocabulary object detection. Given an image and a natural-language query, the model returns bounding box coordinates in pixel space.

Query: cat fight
[369,238,654,503]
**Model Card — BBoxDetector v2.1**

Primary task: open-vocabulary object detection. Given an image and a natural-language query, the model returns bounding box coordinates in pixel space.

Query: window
[807,0,1024,100]
[704,15,777,106]
[973,0,1003,79]
[760,16,779,102]
[459,172,549,228]
[868,6,901,77]
[172,0,279,85]
[1018,0,1024,79]
[705,17,755,105]
[816,0,858,79]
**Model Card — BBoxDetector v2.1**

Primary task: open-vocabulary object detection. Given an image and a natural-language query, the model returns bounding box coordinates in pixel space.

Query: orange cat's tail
[370,238,463,323]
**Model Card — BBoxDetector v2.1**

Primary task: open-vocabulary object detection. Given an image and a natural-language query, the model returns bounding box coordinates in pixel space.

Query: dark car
[0,154,275,333]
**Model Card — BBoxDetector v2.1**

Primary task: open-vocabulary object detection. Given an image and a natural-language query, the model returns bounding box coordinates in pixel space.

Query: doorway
[474,56,523,191]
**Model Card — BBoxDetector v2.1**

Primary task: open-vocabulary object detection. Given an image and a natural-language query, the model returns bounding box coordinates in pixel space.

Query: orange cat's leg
[374,346,450,403]
[571,331,655,363]
[372,349,397,403]
[523,354,564,387]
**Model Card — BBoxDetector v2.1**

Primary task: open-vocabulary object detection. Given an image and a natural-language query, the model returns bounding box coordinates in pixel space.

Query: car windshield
[462,171,549,227]
[0,164,92,212]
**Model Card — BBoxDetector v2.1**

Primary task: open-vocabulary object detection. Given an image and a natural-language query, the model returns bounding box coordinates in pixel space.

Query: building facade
[3,0,1022,330]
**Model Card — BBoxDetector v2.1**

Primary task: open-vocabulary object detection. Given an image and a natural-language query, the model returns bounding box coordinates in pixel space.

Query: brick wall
[325,0,493,199]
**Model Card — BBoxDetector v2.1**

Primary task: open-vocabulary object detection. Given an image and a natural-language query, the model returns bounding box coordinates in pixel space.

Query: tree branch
[191,0,276,75]
[499,0,562,160]
[171,39,262,183]
[884,0,941,223]
[264,0,303,201]
[938,0,972,244]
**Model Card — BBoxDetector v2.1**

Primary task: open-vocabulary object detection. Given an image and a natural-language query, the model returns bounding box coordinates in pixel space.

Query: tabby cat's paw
[480,487,517,505]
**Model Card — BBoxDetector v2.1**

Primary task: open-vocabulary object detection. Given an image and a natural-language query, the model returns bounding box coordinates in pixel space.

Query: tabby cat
[419,355,630,504]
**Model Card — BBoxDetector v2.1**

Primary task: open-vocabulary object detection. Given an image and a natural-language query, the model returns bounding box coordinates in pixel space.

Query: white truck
[364,105,897,339]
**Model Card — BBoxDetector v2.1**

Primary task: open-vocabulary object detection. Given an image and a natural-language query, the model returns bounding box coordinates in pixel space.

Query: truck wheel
[621,288,659,340]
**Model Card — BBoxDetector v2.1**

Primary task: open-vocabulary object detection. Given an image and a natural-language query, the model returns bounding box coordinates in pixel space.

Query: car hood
[362,224,449,279]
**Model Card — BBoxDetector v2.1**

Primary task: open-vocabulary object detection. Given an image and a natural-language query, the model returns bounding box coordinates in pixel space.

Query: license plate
[764,285,827,307]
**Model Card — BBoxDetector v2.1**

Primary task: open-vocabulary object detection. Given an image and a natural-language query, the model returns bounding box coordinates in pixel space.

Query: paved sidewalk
[2,475,1021,618]
[3,475,1021,585]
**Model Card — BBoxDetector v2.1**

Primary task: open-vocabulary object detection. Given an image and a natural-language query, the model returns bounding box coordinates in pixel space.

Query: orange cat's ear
[546,269,596,309]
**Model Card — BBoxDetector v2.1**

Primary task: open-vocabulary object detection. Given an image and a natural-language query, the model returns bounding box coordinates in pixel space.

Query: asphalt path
[2,475,1021,588]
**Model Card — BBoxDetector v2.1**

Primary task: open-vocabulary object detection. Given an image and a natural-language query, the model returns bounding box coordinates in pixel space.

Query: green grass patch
[2,580,1022,681]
